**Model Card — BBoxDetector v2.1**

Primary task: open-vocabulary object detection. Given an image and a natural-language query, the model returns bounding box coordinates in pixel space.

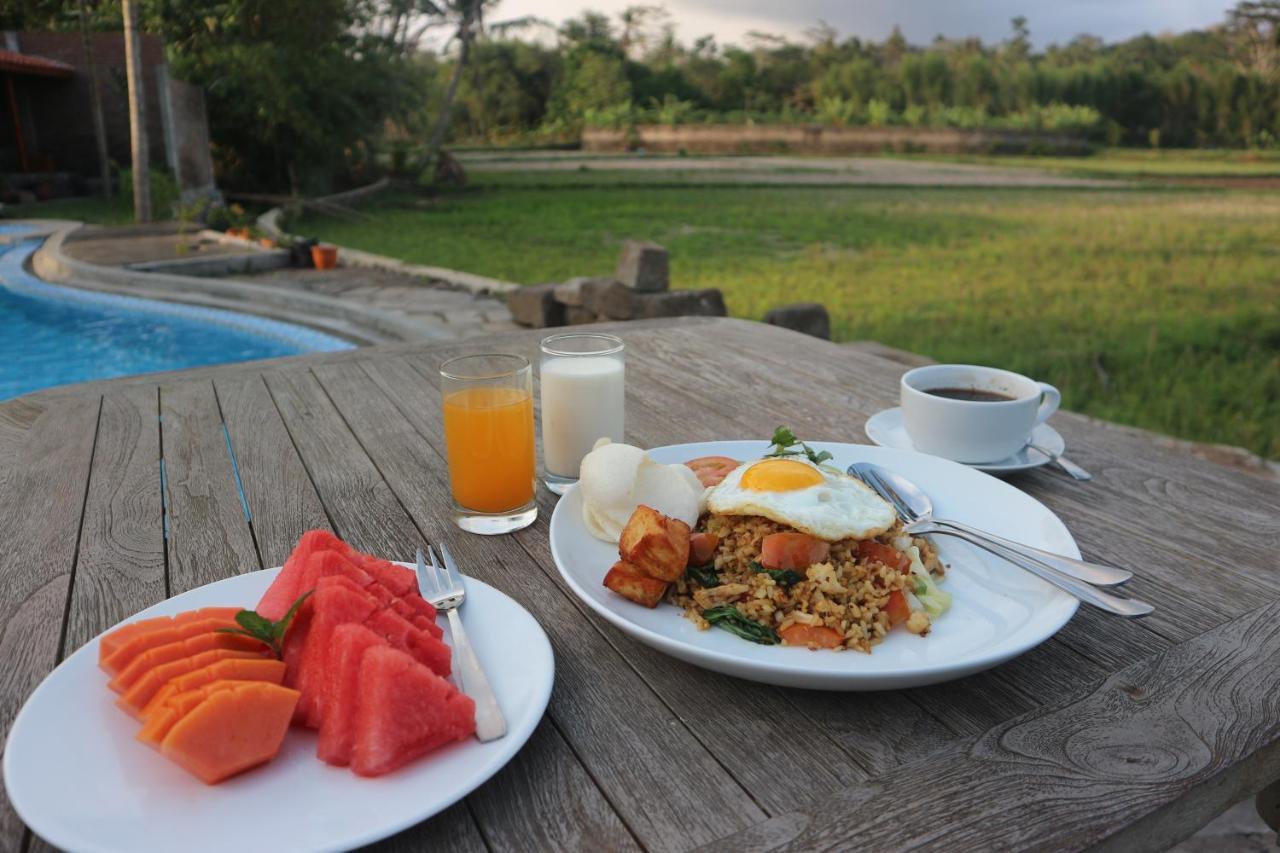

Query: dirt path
[459,152,1123,188]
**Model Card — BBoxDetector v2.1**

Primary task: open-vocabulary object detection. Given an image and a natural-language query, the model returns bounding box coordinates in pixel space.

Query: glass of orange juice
[440,354,537,534]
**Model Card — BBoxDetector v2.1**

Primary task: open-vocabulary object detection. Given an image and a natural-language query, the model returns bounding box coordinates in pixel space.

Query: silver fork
[849,463,1154,618]
[418,544,507,742]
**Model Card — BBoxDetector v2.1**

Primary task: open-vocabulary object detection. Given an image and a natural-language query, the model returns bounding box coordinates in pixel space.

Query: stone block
[554,276,614,307]
[506,283,565,328]
[632,289,727,319]
[615,240,669,292]
[763,302,830,339]
[565,306,600,325]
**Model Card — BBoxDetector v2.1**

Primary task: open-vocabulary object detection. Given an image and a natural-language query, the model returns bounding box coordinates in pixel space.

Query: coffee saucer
[864,408,1066,474]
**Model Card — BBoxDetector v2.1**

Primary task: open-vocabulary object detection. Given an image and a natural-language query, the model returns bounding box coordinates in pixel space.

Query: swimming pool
[0,235,353,400]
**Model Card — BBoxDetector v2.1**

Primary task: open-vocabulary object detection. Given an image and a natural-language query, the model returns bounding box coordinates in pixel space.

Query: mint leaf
[218,591,312,659]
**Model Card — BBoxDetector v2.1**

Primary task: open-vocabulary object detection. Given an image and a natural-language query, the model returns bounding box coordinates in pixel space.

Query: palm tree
[421,1,541,179]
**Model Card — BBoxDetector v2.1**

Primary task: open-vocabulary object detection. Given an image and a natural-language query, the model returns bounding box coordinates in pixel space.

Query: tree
[1228,1,1280,81]
[121,0,149,221]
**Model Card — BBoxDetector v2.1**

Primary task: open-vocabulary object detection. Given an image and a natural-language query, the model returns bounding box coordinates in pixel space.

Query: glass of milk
[539,333,625,494]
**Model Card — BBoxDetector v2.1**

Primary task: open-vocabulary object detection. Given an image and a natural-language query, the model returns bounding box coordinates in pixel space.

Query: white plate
[864,407,1066,474]
[4,566,554,853]
[550,441,1078,691]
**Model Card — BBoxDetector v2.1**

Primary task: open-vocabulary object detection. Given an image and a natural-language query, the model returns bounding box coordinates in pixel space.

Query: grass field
[298,172,1279,460]
[0,194,137,226]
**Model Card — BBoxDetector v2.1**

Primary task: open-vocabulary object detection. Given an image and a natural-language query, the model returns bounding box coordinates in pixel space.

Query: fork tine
[425,544,445,596]
[438,542,463,592]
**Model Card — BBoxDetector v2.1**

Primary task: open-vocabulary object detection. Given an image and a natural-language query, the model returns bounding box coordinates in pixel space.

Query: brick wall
[11,31,168,176]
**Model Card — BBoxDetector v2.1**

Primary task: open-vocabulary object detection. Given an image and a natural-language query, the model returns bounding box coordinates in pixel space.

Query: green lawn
[297,176,1280,460]
[0,194,136,225]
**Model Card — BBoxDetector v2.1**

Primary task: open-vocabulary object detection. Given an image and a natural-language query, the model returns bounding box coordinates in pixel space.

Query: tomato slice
[688,532,719,566]
[685,456,739,488]
[884,589,910,626]
[760,532,830,570]
[779,624,844,649]
[857,540,909,571]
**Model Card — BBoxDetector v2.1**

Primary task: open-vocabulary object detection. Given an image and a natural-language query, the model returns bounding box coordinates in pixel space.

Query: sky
[487,0,1236,50]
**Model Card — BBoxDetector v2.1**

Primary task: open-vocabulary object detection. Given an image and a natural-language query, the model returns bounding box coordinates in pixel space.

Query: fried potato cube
[618,505,690,582]
[603,561,668,608]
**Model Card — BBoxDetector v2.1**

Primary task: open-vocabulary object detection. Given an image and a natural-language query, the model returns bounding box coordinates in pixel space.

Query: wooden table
[2,317,1277,852]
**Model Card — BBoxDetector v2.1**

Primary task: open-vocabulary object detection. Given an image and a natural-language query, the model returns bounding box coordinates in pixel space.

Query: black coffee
[925,387,1016,403]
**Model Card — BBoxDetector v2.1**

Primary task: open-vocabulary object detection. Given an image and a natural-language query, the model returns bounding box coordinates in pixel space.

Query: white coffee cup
[900,364,1061,463]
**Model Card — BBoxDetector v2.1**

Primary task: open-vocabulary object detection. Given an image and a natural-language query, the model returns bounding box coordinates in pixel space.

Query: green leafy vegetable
[750,560,805,587]
[217,591,312,659]
[702,605,779,645]
[765,425,833,466]
[686,563,720,588]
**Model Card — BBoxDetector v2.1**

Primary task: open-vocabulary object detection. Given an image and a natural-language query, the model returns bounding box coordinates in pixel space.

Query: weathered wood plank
[311,358,766,848]
[260,367,422,558]
[0,395,100,848]
[159,381,261,592]
[465,719,644,853]
[62,385,165,657]
[367,803,489,853]
[214,373,331,567]
[702,596,1280,853]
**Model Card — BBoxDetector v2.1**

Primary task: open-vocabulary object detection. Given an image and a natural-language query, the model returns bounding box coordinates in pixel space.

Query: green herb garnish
[765,425,833,466]
[750,560,805,587]
[914,577,928,597]
[217,591,311,659]
[686,563,720,588]
[702,605,779,645]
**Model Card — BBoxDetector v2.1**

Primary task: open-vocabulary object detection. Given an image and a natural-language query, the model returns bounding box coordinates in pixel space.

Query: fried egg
[707,456,895,541]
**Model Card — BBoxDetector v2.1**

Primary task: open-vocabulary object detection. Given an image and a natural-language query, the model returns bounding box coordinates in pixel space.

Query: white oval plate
[864,407,1066,474]
[4,566,554,853]
[550,441,1079,691]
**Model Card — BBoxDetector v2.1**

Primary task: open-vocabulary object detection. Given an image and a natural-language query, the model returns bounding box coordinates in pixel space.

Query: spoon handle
[920,526,1153,617]
[1030,444,1093,480]
[918,518,1132,586]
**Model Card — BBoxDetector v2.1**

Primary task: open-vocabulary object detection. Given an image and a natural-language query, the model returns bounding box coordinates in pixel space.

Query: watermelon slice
[285,577,382,727]
[256,529,347,620]
[316,623,388,767]
[350,645,475,777]
[364,608,451,679]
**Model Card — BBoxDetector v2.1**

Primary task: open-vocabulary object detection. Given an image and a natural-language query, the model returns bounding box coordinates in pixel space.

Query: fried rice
[667,513,946,652]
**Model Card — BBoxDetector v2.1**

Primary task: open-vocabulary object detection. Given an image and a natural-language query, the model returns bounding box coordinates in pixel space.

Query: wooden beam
[4,73,28,172]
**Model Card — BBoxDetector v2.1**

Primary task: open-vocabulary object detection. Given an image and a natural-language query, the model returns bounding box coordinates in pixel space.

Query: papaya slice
[109,630,267,693]
[98,607,241,670]
[141,657,286,721]
[116,648,266,719]
[101,615,241,678]
[138,675,284,747]
[160,682,300,784]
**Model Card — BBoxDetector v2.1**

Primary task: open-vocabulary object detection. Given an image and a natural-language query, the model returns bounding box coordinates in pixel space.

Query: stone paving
[233,264,517,342]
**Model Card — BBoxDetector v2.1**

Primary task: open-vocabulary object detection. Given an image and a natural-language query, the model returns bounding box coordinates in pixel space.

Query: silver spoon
[1028,442,1092,481]
[849,462,1153,618]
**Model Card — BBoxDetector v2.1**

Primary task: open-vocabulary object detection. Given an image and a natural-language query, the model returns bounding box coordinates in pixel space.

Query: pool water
[0,237,353,400]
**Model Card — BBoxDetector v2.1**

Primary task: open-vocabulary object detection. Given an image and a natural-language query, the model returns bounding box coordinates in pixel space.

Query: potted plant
[311,244,339,270]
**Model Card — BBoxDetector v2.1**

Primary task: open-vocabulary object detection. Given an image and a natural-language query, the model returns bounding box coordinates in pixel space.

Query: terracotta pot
[311,244,339,270]
[258,237,277,249]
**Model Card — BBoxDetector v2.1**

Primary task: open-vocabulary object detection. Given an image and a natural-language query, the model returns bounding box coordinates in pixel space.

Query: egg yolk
[740,459,824,492]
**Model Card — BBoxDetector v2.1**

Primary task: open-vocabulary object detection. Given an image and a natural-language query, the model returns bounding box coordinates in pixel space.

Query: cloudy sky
[488,0,1235,49]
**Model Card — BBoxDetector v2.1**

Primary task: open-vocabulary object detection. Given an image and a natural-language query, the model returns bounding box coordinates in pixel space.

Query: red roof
[0,49,74,78]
